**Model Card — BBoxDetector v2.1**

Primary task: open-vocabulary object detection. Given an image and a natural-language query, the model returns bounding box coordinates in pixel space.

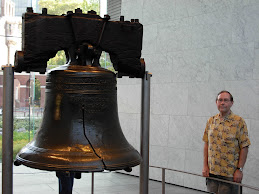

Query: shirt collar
[215,111,233,121]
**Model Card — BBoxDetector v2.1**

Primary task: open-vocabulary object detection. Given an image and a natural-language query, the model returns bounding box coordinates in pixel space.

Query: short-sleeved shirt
[202,111,251,177]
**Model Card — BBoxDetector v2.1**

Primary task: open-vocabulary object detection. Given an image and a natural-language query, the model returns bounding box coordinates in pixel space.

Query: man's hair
[216,90,234,101]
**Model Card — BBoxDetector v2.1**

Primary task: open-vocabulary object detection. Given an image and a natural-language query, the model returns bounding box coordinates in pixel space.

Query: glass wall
[0,0,110,161]
[13,0,40,16]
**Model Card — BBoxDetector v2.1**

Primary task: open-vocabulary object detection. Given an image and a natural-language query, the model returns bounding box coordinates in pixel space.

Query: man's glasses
[217,99,231,103]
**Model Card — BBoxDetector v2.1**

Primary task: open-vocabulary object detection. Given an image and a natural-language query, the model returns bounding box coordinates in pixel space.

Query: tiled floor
[1,165,207,194]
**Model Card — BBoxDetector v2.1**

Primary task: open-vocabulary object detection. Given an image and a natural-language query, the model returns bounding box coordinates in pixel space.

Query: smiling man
[202,90,251,194]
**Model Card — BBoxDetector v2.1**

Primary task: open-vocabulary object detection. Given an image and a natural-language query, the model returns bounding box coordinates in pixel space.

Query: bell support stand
[6,7,147,194]
[140,71,152,194]
[2,65,14,194]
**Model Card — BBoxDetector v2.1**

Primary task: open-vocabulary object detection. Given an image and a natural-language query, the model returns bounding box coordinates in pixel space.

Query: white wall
[119,0,259,193]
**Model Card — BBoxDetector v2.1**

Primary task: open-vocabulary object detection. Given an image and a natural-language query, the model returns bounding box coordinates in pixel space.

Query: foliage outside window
[39,0,114,72]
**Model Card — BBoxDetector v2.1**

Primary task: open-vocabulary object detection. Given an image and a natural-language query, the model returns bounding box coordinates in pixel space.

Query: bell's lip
[14,155,141,172]
[14,143,141,172]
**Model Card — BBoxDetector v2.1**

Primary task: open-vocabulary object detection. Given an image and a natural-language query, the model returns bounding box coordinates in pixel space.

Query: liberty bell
[14,45,142,172]
[14,8,145,173]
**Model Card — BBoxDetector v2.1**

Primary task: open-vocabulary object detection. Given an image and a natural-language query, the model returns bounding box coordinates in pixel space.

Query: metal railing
[150,165,259,194]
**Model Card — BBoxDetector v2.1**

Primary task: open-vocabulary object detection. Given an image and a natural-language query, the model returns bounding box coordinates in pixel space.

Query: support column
[140,71,152,194]
[2,65,14,194]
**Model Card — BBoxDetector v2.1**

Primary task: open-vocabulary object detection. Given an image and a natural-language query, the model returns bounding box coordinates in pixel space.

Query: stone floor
[1,164,207,194]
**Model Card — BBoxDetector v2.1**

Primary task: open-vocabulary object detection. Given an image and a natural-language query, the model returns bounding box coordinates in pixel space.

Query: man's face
[216,92,233,115]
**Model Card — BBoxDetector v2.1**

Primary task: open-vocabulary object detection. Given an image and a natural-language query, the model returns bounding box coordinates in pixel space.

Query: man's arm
[233,146,249,183]
[202,142,209,177]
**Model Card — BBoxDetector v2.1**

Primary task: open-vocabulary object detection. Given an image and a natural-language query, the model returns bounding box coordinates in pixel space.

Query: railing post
[91,172,94,194]
[162,168,165,194]
[140,72,152,194]
[2,65,14,194]
[149,165,259,193]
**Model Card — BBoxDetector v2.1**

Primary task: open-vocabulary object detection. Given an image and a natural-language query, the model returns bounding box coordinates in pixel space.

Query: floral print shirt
[203,111,251,177]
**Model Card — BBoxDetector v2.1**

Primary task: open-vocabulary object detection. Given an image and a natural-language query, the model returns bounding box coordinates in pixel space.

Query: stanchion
[139,71,152,194]
[2,65,14,194]
[162,168,165,194]
[91,172,94,194]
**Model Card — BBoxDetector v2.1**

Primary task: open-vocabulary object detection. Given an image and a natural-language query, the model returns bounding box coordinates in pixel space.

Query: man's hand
[202,165,210,177]
[203,142,209,177]
[233,169,243,183]
[233,147,248,183]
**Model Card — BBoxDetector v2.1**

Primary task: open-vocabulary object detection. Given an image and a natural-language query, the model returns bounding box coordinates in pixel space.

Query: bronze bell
[14,64,141,172]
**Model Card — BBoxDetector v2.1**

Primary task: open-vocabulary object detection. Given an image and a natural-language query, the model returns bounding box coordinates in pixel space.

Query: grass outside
[0,130,34,160]
[0,116,42,161]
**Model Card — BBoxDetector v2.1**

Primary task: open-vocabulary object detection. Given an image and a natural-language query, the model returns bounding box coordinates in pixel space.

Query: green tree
[38,0,99,15]
[100,52,115,72]
[39,0,87,15]
[47,50,67,70]
[81,0,99,14]
[38,0,100,69]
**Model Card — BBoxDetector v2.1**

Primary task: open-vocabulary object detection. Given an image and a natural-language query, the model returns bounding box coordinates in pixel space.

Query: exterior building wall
[40,86,45,108]
[1,0,15,16]
[0,0,22,67]
[119,0,259,193]
[0,73,46,109]
[107,0,121,21]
